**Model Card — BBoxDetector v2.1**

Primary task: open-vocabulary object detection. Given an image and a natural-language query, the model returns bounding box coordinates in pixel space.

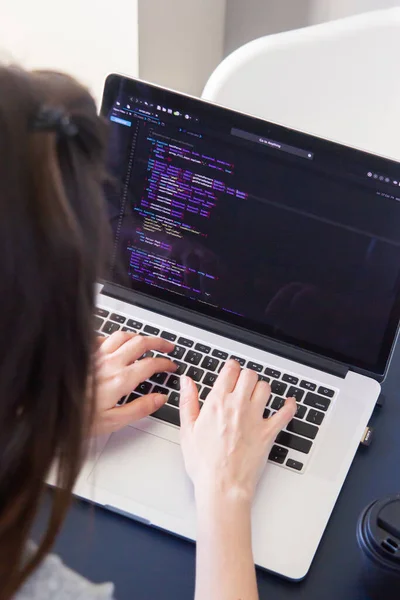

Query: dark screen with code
[102,76,400,374]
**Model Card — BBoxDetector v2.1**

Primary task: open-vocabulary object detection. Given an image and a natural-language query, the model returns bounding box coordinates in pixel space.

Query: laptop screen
[101,75,400,376]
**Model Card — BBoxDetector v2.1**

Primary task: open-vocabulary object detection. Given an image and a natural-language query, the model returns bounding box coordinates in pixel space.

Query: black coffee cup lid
[364,496,400,566]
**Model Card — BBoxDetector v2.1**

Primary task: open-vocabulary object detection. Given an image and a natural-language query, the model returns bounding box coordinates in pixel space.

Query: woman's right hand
[180,360,296,600]
[179,359,297,504]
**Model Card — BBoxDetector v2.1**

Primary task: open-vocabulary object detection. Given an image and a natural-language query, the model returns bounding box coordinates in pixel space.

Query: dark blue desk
[33,342,400,600]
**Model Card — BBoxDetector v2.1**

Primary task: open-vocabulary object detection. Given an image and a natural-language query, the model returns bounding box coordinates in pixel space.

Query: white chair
[202,8,400,161]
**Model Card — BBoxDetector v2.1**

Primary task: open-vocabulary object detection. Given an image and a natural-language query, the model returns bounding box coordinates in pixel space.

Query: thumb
[112,392,167,424]
[266,396,297,437]
[179,375,200,431]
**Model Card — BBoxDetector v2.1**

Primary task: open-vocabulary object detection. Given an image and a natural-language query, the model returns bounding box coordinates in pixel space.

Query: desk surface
[33,343,400,600]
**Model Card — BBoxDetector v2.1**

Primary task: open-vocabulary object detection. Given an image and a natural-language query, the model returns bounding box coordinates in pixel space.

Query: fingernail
[154,394,167,409]
[180,376,189,391]
[286,397,297,411]
[226,359,239,368]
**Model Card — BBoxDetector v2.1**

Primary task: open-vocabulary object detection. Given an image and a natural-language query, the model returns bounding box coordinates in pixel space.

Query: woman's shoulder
[15,548,115,600]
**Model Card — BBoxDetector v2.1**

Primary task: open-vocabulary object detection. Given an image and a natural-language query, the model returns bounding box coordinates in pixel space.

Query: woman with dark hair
[0,65,295,600]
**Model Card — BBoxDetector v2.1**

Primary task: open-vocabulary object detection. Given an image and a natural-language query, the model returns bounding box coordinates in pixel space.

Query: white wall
[311,0,400,23]
[0,0,139,107]
[224,0,312,56]
[3,0,397,106]
[138,0,226,96]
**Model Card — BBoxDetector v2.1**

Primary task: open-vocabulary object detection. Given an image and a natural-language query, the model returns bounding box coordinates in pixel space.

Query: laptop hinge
[101,283,349,379]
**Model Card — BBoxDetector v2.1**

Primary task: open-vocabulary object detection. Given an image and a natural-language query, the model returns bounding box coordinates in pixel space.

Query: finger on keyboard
[116,335,175,363]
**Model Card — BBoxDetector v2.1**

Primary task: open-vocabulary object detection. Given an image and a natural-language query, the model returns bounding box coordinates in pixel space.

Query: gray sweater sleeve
[14,551,115,600]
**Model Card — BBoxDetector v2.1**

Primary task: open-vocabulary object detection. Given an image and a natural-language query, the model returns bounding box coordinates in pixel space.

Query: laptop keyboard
[95,307,337,474]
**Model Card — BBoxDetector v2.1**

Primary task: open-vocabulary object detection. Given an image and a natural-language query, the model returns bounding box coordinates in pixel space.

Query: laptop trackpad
[87,426,193,518]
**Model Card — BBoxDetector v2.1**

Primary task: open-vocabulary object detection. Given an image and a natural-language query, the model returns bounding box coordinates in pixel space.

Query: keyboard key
[282,374,299,385]
[144,325,160,336]
[95,307,109,318]
[102,321,120,335]
[212,349,228,360]
[286,459,303,471]
[304,392,331,412]
[263,408,271,419]
[152,385,169,396]
[218,362,226,373]
[306,409,325,426]
[125,393,141,404]
[127,319,143,330]
[168,346,185,360]
[265,368,281,378]
[110,313,126,324]
[200,356,219,372]
[296,404,307,419]
[247,361,263,372]
[258,375,270,383]
[271,396,285,410]
[300,380,316,391]
[318,386,335,398]
[271,381,287,395]
[150,372,168,385]
[161,331,177,342]
[117,396,126,406]
[185,350,202,365]
[178,337,194,348]
[187,366,204,382]
[173,361,187,376]
[286,418,318,440]
[135,381,152,395]
[138,350,154,361]
[230,355,246,366]
[200,387,211,400]
[94,316,104,330]
[121,326,136,333]
[286,386,304,402]
[195,343,211,354]
[152,404,180,426]
[168,392,180,407]
[276,431,312,454]
[166,374,180,391]
[269,445,289,464]
[204,372,218,387]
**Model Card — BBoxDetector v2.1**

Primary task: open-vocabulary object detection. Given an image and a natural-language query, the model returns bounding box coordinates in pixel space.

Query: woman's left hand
[90,331,176,436]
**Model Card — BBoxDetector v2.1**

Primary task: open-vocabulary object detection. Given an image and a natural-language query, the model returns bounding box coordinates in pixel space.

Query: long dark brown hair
[0,66,108,600]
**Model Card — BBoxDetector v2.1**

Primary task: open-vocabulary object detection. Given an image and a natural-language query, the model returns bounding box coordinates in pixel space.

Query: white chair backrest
[203,9,400,161]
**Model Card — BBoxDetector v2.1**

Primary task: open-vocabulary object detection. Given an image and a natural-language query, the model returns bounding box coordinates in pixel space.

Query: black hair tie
[31,105,78,138]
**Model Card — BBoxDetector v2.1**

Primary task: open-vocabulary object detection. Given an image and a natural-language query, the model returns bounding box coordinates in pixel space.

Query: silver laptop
[69,74,400,580]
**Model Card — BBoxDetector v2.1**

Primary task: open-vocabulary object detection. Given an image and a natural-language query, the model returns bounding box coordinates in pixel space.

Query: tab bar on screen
[231,127,314,160]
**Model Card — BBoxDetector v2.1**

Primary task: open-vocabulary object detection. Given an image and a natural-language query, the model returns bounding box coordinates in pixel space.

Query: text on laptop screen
[102,76,400,375]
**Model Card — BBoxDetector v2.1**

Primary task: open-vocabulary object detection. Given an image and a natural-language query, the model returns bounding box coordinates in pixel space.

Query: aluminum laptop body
[65,75,400,580]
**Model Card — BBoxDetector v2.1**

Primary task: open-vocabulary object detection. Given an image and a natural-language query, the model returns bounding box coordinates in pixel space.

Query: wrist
[194,482,253,514]
[194,485,254,550]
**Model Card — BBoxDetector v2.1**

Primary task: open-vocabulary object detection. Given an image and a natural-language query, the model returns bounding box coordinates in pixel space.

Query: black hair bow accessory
[31,105,78,137]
